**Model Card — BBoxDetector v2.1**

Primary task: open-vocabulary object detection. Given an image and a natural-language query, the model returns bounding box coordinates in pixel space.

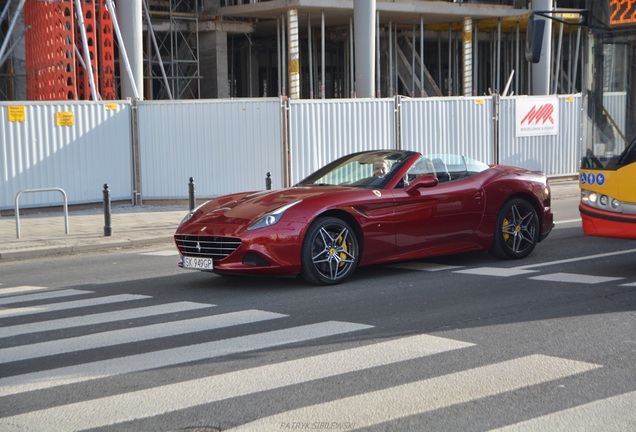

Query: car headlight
[248,200,302,230]
[178,202,208,227]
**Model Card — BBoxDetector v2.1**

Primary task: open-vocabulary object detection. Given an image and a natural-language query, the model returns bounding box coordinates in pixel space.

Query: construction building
[0,0,583,102]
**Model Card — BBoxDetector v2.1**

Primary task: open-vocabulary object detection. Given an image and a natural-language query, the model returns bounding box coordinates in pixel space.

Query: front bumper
[540,207,554,242]
[174,222,306,275]
[580,204,636,239]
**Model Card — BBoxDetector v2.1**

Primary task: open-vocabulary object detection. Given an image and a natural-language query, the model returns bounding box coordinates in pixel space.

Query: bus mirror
[525,15,545,63]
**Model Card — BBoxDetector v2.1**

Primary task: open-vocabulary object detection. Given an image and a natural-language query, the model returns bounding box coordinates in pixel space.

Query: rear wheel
[301,217,359,285]
[491,198,539,259]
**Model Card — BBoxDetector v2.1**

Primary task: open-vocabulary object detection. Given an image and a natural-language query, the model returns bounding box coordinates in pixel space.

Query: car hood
[186,186,359,230]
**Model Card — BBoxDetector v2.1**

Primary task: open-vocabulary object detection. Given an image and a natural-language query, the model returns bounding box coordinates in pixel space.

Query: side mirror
[525,15,545,63]
[405,175,439,194]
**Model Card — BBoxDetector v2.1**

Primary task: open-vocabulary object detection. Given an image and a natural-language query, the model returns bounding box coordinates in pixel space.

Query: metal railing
[15,188,69,239]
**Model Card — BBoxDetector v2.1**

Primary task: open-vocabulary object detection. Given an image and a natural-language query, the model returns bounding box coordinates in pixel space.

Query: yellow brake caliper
[338,235,348,267]
[503,217,510,241]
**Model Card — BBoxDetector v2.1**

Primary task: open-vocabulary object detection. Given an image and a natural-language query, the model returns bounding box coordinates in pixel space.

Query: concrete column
[200,31,229,98]
[321,11,325,99]
[354,0,375,98]
[532,0,552,95]
[287,8,300,99]
[462,17,473,96]
[117,0,143,99]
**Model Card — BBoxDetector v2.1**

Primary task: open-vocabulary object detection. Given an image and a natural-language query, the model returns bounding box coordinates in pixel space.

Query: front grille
[175,235,241,260]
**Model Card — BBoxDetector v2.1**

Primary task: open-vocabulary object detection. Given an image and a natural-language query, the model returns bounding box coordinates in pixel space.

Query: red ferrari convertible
[174,150,554,285]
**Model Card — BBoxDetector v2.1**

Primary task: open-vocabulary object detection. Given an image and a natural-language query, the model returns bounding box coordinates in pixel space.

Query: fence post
[493,93,500,165]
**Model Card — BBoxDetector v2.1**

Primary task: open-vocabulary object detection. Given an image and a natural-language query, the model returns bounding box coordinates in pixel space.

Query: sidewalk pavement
[0,204,188,261]
[0,181,580,262]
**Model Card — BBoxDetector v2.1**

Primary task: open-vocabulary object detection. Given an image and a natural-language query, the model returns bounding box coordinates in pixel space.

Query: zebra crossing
[0,283,629,431]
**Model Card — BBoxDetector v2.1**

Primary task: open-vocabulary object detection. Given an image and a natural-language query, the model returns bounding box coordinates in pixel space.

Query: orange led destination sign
[610,0,636,25]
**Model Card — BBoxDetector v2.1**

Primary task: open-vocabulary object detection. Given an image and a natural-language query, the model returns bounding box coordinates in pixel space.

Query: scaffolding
[21,0,115,100]
[145,0,200,99]
[1,1,583,101]
[0,0,200,101]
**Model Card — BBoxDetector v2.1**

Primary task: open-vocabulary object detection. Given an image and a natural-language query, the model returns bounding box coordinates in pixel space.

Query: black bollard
[266,172,272,190]
[188,177,196,211]
[103,183,112,237]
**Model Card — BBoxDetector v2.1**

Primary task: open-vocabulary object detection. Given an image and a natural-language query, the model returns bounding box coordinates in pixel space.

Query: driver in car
[373,158,389,178]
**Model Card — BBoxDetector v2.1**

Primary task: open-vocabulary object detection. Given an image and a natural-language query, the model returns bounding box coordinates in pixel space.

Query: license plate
[182,256,214,270]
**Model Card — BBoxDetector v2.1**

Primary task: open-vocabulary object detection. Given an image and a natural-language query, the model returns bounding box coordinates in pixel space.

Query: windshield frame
[295,150,418,189]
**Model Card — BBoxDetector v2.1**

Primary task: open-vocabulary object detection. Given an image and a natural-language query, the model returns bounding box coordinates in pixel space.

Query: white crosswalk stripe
[454,267,538,277]
[0,285,49,297]
[0,293,150,318]
[0,288,93,305]
[1,301,214,338]
[489,390,636,431]
[529,272,624,284]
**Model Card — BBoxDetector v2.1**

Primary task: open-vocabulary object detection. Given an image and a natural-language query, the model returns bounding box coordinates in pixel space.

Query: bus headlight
[581,189,624,214]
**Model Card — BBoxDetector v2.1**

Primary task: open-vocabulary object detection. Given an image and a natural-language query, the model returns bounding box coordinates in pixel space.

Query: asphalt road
[1,196,636,431]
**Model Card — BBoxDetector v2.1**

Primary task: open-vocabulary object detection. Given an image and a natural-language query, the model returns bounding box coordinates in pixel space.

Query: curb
[0,236,174,261]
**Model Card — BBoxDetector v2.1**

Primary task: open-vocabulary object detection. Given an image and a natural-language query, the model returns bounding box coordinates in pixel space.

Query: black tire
[490,198,539,260]
[301,217,360,285]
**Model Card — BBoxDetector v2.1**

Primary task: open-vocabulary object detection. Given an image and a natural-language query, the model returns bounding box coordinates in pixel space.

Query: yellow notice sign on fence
[8,106,26,122]
[56,111,75,127]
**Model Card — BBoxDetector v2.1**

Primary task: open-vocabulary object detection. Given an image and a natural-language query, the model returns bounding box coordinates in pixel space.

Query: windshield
[581,29,636,170]
[404,154,489,184]
[296,151,416,188]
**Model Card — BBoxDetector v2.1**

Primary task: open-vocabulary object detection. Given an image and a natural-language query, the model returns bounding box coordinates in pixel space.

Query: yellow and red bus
[578,0,636,239]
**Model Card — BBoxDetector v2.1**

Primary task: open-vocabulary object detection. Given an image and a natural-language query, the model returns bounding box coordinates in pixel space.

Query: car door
[348,189,398,264]
[391,176,486,254]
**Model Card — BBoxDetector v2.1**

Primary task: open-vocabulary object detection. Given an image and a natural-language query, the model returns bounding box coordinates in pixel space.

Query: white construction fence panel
[288,98,396,184]
[0,101,133,210]
[136,98,283,200]
[498,94,581,177]
[400,96,495,164]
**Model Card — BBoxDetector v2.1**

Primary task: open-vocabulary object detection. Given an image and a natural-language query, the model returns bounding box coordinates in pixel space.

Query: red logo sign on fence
[515,98,559,137]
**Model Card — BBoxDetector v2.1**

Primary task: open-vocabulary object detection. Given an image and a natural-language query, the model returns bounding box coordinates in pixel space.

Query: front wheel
[490,198,539,259]
[301,217,360,285]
